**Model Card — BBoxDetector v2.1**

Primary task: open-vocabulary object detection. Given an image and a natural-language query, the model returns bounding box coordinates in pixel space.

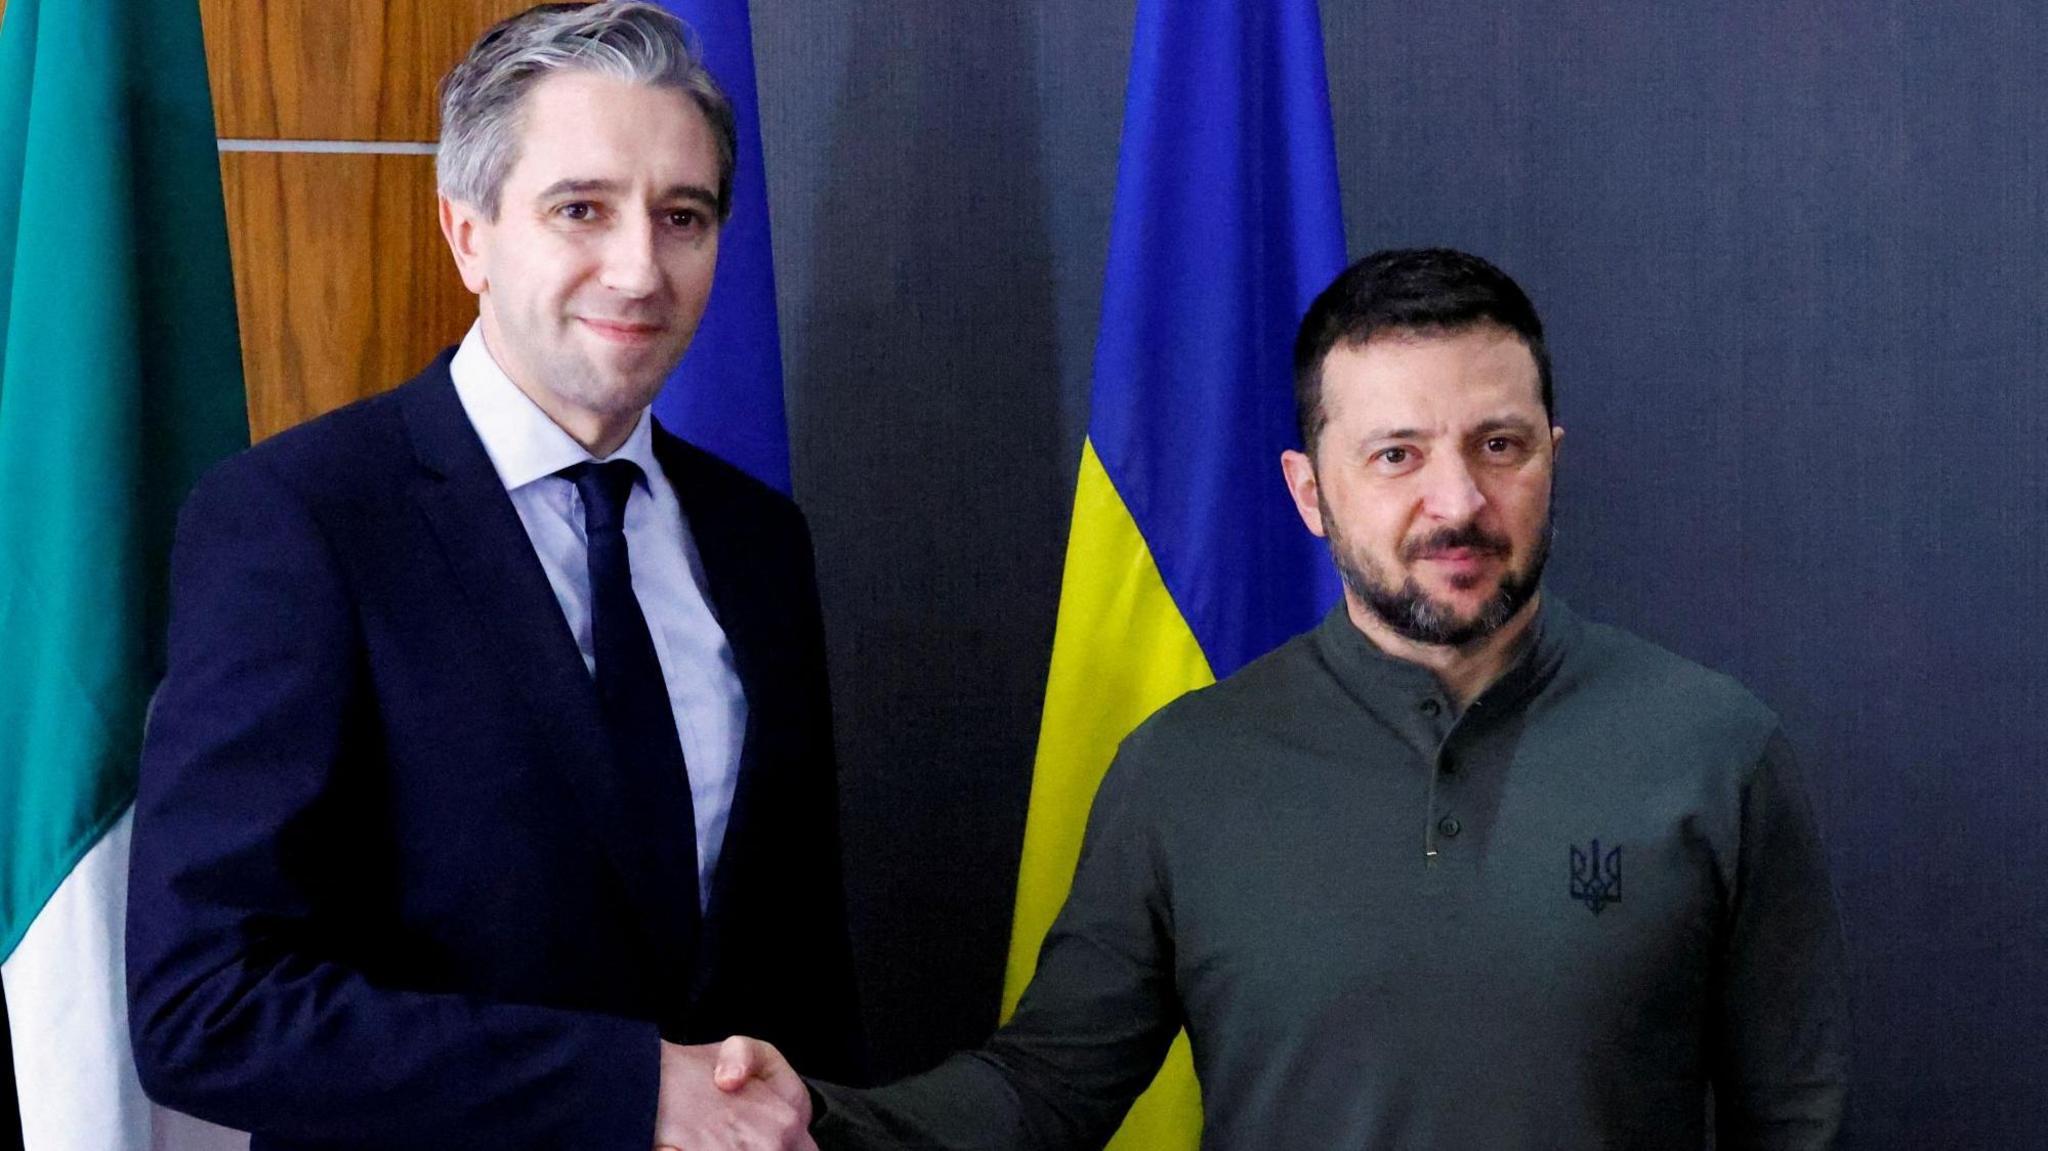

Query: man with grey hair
[127,3,856,1147]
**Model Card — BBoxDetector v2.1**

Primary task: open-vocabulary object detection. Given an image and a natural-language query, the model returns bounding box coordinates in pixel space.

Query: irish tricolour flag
[1,1,248,1146]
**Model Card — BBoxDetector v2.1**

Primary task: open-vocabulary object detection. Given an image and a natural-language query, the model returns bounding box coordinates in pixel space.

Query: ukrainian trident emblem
[1569,839,1622,915]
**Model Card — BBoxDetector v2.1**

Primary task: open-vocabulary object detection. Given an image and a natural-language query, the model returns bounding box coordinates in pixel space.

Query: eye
[1480,434,1529,462]
[555,201,597,222]
[1370,446,1419,474]
[663,205,720,239]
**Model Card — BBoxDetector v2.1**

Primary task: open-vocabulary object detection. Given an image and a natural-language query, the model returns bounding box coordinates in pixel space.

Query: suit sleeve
[808,739,1182,1150]
[1711,729,1851,1149]
[781,506,867,1082]
[126,456,661,1148]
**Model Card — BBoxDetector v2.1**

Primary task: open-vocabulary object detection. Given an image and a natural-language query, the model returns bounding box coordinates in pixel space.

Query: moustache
[1401,523,1511,562]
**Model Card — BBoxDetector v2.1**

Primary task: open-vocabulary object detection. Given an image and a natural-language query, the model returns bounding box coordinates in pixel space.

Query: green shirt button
[1438,815,1462,838]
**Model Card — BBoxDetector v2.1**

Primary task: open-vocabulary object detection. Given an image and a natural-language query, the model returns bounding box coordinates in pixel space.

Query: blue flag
[653,0,790,493]
[1089,0,1348,675]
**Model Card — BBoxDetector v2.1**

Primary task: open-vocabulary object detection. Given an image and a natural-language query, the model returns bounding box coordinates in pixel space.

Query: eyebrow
[1360,414,1543,443]
[1469,415,1542,436]
[534,178,719,209]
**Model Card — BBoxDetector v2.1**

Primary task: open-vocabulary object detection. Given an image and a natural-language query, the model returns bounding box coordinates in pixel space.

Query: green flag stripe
[0,0,246,961]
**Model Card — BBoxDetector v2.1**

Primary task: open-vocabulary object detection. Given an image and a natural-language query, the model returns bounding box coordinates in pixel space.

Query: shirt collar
[1311,590,1576,718]
[449,320,660,491]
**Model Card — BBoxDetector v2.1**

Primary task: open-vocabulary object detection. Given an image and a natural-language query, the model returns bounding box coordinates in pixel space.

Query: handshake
[654,1035,815,1151]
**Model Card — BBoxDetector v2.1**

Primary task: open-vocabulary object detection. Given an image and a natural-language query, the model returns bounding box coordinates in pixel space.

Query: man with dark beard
[716,249,1850,1150]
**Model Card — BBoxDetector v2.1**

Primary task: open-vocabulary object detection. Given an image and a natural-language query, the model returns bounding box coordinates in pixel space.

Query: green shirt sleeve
[811,743,1182,1150]
[1711,729,1851,1149]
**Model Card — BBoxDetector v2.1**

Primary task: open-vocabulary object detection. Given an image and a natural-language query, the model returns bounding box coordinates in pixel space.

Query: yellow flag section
[1001,440,1211,1149]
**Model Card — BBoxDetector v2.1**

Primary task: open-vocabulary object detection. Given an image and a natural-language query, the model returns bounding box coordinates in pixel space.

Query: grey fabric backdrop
[751,3,2046,1146]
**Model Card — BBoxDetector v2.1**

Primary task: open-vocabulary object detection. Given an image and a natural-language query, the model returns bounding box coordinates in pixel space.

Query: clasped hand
[654,1035,811,1151]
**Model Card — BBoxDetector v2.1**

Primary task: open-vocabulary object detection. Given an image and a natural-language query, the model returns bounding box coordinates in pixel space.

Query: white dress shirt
[450,322,744,910]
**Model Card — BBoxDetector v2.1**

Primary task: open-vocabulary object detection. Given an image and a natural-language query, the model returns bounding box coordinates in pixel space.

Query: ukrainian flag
[1001,0,1347,1145]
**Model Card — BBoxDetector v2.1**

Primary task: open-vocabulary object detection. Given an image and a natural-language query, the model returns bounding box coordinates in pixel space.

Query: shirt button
[1420,699,1441,716]
[1438,815,1462,838]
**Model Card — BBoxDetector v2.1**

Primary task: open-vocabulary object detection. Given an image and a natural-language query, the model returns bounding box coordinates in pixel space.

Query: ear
[1549,424,1565,462]
[439,193,490,295]
[1280,449,1328,539]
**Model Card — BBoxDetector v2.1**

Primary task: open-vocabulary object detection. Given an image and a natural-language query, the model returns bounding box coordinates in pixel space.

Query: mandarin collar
[1311,591,1576,722]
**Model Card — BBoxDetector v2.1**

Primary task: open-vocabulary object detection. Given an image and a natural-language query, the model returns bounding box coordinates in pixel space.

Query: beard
[1323,494,1552,649]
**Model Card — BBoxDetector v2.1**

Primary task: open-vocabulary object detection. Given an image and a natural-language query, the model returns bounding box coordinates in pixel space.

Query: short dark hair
[1292,248,1553,453]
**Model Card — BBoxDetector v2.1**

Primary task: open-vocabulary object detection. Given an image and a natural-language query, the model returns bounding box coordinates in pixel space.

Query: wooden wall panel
[220,152,475,439]
[199,0,531,140]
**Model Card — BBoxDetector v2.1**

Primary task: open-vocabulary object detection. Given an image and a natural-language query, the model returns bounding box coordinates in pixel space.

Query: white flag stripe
[1,809,245,1151]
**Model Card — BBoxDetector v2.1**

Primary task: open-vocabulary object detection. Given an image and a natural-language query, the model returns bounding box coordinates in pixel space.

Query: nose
[598,214,662,298]
[1418,452,1487,522]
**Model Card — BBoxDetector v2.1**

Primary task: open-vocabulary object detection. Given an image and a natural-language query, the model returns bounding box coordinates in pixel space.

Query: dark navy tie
[559,460,701,942]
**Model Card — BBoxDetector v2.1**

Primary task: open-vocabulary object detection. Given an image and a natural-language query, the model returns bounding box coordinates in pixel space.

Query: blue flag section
[1088,0,1348,676]
[653,0,790,493]
[1006,2,1351,1145]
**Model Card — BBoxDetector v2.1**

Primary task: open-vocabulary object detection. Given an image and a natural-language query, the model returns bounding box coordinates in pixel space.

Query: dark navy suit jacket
[127,354,862,1149]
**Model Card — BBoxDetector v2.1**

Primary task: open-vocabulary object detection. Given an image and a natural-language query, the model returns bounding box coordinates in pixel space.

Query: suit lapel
[398,366,699,989]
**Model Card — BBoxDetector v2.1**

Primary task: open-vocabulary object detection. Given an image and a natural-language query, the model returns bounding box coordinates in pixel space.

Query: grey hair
[437,1,737,221]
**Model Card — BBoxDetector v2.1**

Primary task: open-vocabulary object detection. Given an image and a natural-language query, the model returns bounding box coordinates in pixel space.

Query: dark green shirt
[814,597,1848,1149]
